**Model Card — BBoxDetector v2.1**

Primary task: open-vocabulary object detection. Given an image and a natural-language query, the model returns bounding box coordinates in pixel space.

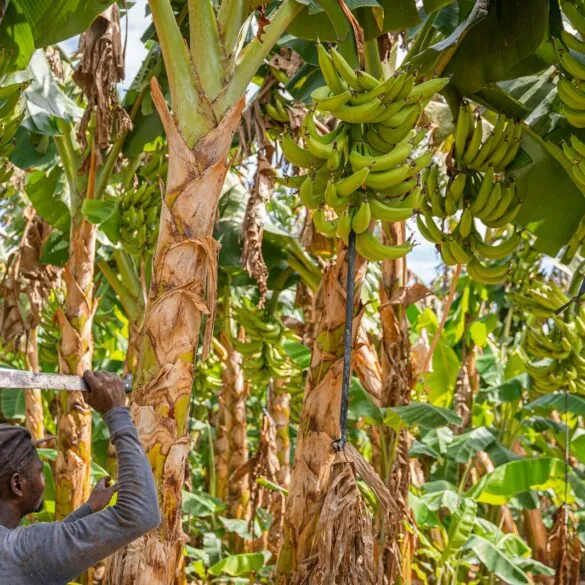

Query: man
[0,371,161,585]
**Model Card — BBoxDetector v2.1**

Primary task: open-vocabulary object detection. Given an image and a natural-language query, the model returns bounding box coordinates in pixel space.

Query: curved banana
[311,86,352,111]
[471,232,520,260]
[356,230,413,261]
[454,102,470,160]
[313,208,339,237]
[468,257,509,284]
[365,164,411,191]
[336,166,370,196]
[369,197,414,222]
[351,200,372,233]
[349,140,413,172]
[470,168,495,215]
[317,43,347,94]
[462,114,483,165]
[281,134,320,168]
[329,47,360,90]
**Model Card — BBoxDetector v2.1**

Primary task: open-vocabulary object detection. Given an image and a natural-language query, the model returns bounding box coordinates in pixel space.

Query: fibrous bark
[268,378,291,553]
[221,333,249,523]
[378,223,414,581]
[55,212,97,520]
[104,80,245,585]
[25,328,44,442]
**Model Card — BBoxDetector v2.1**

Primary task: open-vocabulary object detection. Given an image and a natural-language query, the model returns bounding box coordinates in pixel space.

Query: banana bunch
[508,279,571,319]
[115,150,166,256]
[231,299,299,385]
[280,42,450,263]
[523,308,585,395]
[453,102,522,172]
[118,181,160,256]
[264,91,292,125]
[553,2,585,127]
[559,134,585,193]
[416,165,521,283]
[0,80,27,183]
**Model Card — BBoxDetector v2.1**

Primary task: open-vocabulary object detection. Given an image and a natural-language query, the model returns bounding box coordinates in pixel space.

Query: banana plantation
[5,0,585,583]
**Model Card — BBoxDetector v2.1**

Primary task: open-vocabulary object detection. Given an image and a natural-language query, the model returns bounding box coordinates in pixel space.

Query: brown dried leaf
[387,283,432,307]
[241,152,272,306]
[73,4,131,149]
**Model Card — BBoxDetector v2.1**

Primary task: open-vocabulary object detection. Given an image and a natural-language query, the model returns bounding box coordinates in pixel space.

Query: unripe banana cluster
[280,42,449,262]
[452,102,522,173]
[553,2,585,127]
[118,182,160,256]
[416,163,522,283]
[0,80,26,184]
[231,299,299,385]
[115,153,166,256]
[512,280,585,394]
[264,91,292,125]
[560,134,585,192]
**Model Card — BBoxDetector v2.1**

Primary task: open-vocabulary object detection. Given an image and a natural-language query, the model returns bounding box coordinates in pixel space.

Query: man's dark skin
[0,371,123,529]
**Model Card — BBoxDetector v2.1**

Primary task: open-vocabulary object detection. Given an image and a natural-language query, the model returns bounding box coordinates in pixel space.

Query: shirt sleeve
[9,408,161,585]
[62,503,93,524]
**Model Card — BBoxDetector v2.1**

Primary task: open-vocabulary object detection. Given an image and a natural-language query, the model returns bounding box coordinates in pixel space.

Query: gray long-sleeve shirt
[0,408,161,585]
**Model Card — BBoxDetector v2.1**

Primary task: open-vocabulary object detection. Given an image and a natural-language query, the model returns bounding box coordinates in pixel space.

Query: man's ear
[10,473,24,498]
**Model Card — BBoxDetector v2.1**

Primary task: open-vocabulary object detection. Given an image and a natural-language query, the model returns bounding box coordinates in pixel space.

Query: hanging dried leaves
[241,151,273,306]
[549,506,582,585]
[73,4,131,149]
[291,444,398,585]
[0,209,60,347]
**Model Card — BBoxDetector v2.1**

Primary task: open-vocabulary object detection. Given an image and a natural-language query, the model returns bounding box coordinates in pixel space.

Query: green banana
[467,258,509,284]
[299,176,325,209]
[329,47,360,90]
[330,98,386,124]
[470,168,495,215]
[417,214,440,243]
[557,76,585,110]
[317,43,347,94]
[405,77,450,104]
[349,140,413,172]
[462,115,483,165]
[325,180,350,211]
[365,164,411,191]
[336,166,370,196]
[311,86,352,111]
[476,181,502,221]
[351,200,372,233]
[482,180,515,223]
[454,102,470,160]
[356,230,413,261]
[458,207,474,238]
[313,208,339,237]
[281,134,319,168]
[336,210,352,245]
[471,232,520,260]
[369,197,414,222]
[448,172,466,203]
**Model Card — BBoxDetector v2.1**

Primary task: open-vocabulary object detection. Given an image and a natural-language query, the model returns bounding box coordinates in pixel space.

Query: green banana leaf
[25,166,70,232]
[0,0,115,73]
[442,497,477,558]
[208,552,267,577]
[466,456,585,505]
[464,536,530,585]
[446,427,495,463]
[524,392,585,416]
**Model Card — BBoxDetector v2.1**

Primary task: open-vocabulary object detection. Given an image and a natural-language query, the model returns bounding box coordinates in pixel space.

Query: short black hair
[0,448,37,494]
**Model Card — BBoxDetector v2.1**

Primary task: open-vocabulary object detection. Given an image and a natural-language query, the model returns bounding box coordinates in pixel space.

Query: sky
[60,1,439,283]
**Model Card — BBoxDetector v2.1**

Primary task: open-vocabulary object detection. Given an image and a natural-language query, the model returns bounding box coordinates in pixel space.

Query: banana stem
[98,260,141,323]
[215,0,303,117]
[364,38,383,79]
[403,10,438,65]
[421,264,462,376]
[148,0,215,147]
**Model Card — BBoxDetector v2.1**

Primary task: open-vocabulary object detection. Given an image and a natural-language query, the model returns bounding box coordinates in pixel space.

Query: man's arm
[62,477,119,524]
[8,374,160,585]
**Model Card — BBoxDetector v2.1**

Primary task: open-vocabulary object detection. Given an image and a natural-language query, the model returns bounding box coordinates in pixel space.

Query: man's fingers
[94,477,106,490]
[83,370,99,391]
[110,483,120,493]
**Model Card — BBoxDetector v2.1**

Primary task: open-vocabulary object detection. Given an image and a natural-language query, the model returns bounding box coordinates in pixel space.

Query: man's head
[0,425,47,518]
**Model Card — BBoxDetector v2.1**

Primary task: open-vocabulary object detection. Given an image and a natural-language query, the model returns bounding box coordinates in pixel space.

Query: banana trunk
[222,334,249,526]
[24,327,44,442]
[378,223,413,581]
[54,214,96,521]
[277,247,367,579]
[215,386,230,503]
[268,378,291,553]
[524,508,549,565]
[104,82,245,585]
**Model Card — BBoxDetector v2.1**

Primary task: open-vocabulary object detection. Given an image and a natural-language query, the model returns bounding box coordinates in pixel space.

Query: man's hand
[83,371,126,415]
[87,476,119,513]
